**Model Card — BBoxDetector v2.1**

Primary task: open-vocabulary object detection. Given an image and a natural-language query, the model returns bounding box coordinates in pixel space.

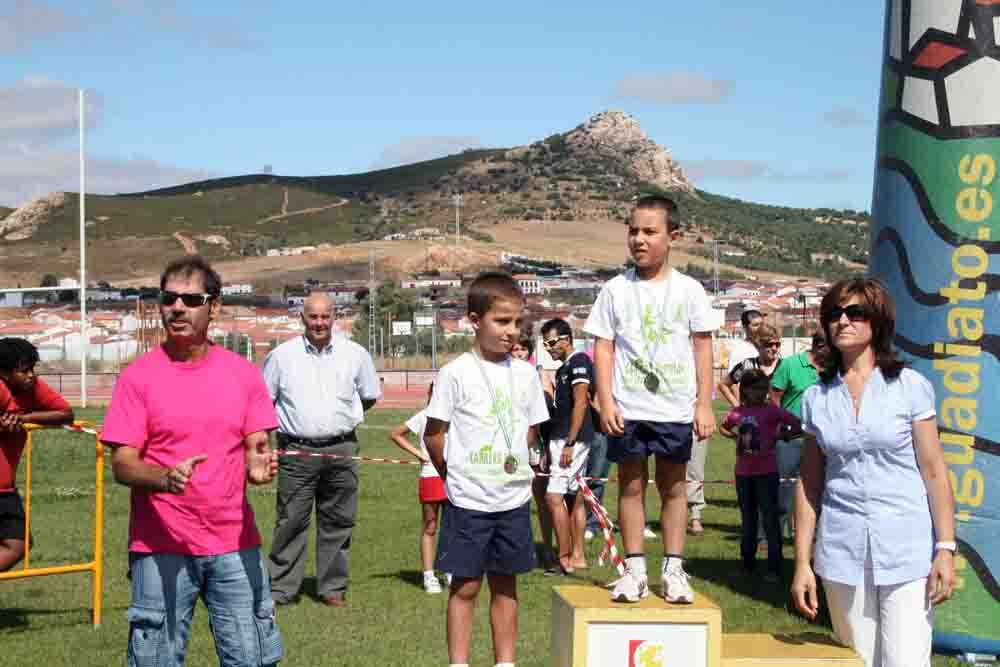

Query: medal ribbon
[471,351,517,462]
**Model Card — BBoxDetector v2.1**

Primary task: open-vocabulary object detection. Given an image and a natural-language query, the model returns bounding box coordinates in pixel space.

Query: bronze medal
[503,454,518,475]
[644,372,660,393]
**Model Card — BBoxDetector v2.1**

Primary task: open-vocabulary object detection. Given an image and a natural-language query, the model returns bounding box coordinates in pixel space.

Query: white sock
[495,663,515,667]
[626,555,647,577]
[423,569,435,578]
[665,556,683,571]
[449,664,470,667]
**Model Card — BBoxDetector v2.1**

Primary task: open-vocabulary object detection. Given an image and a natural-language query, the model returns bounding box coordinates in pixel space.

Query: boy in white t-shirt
[584,195,717,604]
[424,272,549,667]
[389,383,451,594]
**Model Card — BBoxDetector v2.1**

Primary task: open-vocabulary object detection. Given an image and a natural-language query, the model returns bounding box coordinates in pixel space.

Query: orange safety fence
[0,422,104,628]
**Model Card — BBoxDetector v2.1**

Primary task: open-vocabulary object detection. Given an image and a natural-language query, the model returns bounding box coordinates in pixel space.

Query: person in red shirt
[0,338,74,571]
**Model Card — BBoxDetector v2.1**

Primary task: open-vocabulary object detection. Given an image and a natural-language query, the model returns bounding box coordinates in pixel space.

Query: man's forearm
[567,397,587,443]
[112,458,169,493]
[21,409,74,426]
[425,436,447,478]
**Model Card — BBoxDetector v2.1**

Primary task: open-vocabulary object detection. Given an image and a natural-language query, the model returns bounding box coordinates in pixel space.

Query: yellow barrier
[0,422,104,628]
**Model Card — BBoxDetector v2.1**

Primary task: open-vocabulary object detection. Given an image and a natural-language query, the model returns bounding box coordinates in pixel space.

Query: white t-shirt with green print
[584,268,716,423]
[425,352,549,512]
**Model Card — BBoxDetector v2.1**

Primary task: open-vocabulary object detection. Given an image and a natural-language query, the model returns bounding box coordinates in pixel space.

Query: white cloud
[684,159,850,183]
[0,77,212,207]
[0,77,103,140]
[821,106,868,128]
[378,136,482,168]
[0,142,216,207]
[613,72,734,105]
[0,1,83,54]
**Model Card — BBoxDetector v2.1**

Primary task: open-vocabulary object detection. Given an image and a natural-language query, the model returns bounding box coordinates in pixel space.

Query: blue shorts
[435,502,535,578]
[607,420,693,464]
[0,491,26,540]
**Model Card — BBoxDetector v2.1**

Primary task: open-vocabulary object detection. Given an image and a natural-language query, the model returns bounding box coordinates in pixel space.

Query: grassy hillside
[0,131,869,286]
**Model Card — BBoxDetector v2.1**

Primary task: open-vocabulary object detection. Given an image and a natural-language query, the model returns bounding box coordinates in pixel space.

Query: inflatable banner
[870,0,1000,656]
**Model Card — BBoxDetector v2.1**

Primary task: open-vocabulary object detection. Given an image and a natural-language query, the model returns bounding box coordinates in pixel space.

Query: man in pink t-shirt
[102,257,284,667]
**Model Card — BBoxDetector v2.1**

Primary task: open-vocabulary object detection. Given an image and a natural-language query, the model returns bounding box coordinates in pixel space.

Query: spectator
[719,369,801,581]
[769,327,827,537]
[264,292,381,607]
[388,384,451,594]
[727,309,765,373]
[0,338,74,572]
[540,318,594,574]
[718,323,783,408]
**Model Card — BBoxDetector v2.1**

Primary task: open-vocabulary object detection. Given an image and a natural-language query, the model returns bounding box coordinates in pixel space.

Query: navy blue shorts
[607,420,693,464]
[435,501,535,578]
[0,491,26,540]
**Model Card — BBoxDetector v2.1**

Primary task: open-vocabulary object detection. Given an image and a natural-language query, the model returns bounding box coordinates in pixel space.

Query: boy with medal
[424,272,549,667]
[585,195,717,604]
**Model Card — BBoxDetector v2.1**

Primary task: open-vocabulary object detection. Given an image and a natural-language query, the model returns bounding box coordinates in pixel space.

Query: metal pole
[79,89,88,408]
[431,306,437,370]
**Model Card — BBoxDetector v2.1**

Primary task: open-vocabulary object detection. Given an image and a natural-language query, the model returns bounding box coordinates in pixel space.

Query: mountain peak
[563,110,694,194]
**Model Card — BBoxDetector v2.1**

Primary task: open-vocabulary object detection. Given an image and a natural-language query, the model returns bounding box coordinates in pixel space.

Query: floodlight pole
[79,90,88,408]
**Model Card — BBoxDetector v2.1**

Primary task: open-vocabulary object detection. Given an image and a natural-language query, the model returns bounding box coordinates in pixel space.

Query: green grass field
[1,406,964,666]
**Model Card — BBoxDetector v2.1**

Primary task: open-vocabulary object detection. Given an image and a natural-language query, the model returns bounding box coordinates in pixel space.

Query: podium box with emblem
[552,586,863,667]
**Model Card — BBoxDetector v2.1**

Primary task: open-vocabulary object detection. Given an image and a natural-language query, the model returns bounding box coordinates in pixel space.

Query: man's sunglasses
[159,291,215,307]
[542,335,569,348]
[761,341,781,349]
[828,304,869,322]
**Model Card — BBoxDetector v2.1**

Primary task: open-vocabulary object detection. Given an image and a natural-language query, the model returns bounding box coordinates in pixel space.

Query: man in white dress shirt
[264,292,381,607]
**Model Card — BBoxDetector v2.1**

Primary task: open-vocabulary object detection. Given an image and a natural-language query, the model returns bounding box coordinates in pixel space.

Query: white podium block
[552,585,723,667]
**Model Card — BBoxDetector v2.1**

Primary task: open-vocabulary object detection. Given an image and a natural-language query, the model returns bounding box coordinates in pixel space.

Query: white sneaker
[661,561,694,604]
[423,572,442,594]
[584,529,595,540]
[609,569,649,603]
[643,526,657,539]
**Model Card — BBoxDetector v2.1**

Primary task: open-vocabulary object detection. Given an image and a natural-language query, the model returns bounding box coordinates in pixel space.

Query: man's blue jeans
[584,431,610,533]
[127,547,284,667]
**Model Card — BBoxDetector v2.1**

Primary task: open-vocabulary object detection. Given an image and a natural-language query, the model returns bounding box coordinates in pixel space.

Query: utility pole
[368,251,377,356]
[711,239,721,297]
[452,193,463,246]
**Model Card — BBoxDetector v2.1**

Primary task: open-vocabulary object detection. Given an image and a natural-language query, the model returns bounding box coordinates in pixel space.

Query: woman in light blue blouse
[790,278,956,667]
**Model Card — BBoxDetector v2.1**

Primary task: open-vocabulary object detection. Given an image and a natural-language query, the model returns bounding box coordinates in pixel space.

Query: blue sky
[2,0,886,210]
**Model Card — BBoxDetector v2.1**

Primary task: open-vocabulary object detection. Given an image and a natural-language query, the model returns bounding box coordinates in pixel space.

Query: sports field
[0,406,963,666]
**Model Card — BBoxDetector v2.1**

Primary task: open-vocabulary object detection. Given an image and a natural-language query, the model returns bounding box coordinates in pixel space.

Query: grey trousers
[268,438,359,601]
[686,437,708,521]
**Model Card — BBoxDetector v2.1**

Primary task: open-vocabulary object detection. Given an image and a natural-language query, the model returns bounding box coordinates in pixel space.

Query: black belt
[279,431,357,447]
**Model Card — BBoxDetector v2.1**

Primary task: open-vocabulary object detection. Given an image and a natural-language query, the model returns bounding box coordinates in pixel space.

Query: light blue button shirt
[801,367,937,587]
[262,335,381,439]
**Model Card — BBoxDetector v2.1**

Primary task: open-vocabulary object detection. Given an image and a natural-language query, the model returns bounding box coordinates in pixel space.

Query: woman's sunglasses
[159,291,215,307]
[828,304,869,322]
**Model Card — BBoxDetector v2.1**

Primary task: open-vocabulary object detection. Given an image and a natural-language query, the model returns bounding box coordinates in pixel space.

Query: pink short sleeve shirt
[102,345,278,556]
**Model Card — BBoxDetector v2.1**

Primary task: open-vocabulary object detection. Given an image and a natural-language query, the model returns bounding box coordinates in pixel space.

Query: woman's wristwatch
[934,541,957,553]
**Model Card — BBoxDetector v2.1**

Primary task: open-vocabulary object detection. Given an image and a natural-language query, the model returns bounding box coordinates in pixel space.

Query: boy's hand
[0,412,24,432]
[600,403,625,437]
[694,402,716,440]
[559,444,574,468]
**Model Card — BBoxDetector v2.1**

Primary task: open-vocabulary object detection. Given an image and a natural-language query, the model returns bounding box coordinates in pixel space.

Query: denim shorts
[127,547,284,667]
[435,502,535,578]
[607,420,693,464]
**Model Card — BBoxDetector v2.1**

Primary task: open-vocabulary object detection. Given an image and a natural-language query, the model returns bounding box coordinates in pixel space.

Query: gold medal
[644,372,660,393]
[503,455,518,475]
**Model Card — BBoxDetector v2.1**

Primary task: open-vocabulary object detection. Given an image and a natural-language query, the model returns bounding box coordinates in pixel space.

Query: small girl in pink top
[720,369,801,580]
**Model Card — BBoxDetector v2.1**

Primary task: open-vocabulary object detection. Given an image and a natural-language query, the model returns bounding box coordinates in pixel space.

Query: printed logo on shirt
[486,388,521,444]
[737,416,761,457]
[466,443,507,466]
[628,639,666,667]
[573,367,588,376]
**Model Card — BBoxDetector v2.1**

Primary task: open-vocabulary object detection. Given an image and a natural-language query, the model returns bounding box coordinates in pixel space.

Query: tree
[40,273,59,287]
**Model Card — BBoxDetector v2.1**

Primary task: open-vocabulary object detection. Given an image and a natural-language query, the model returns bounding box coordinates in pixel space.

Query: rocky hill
[0,111,869,287]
